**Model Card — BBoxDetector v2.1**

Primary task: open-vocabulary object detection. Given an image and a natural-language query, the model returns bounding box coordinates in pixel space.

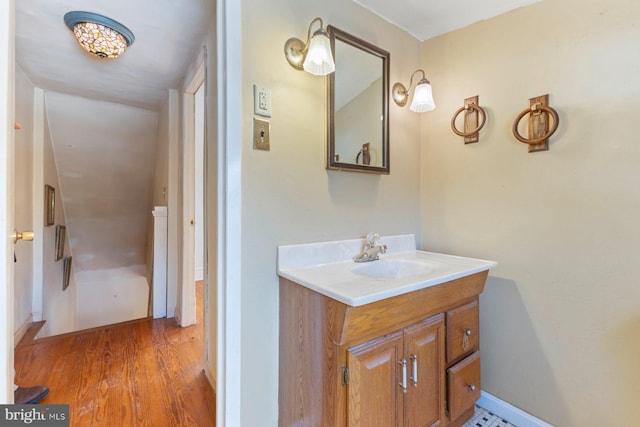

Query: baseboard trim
[14,315,33,347]
[477,391,555,427]
[203,364,216,393]
[174,307,182,326]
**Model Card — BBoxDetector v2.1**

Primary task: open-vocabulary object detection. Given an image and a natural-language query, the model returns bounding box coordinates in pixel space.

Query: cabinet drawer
[447,351,480,422]
[446,299,479,364]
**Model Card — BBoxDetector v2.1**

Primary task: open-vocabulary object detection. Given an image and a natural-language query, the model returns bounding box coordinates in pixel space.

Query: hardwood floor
[14,281,215,427]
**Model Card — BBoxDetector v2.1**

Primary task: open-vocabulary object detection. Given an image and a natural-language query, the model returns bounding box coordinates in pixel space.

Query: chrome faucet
[354,233,387,263]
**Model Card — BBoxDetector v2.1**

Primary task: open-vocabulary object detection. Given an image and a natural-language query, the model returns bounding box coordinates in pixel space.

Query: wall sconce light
[284,17,335,76]
[392,69,435,112]
[64,11,135,59]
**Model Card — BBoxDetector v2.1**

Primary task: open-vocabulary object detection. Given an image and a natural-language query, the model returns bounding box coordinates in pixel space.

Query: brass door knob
[12,229,34,244]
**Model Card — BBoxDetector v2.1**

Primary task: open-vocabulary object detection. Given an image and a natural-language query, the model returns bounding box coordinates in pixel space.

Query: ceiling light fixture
[392,69,436,113]
[64,11,135,59]
[284,17,335,76]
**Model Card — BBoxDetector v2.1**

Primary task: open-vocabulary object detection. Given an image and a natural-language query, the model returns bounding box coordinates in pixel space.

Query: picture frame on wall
[55,225,66,261]
[44,184,55,226]
[63,256,72,291]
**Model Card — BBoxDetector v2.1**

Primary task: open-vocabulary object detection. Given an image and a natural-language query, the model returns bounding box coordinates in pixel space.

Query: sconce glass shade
[64,11,135,59]
[284,17,335,76]
[410,81,436,112]
[303,29,335,76]
[393,69,435,113]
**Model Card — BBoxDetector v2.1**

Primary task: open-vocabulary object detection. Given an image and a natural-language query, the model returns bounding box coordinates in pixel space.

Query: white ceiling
[354,0,541,41]
[16,0,212,111]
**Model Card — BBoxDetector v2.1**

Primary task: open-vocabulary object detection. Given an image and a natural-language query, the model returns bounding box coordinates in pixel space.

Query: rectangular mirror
[327,26,390,174]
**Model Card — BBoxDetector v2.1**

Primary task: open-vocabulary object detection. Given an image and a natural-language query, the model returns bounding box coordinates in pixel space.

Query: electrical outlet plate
[254,85,272,117]
[253,118,270,151]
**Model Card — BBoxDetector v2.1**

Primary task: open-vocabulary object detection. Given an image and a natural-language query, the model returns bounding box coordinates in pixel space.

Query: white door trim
[180,59,205,327]
[217,0,242,424]
[0,0,15,403]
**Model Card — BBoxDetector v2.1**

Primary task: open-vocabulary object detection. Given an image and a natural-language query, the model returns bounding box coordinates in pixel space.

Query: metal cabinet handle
[409,355,418,387]
[399,360,407,394]
[463,328,473,351]
[468,384,476,391]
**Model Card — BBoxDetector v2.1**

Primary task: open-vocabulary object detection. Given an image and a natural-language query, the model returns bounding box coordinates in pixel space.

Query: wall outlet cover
[253,85,272,117]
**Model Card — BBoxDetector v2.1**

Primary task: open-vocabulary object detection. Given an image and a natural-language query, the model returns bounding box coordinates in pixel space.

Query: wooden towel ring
[450,103,486,137]
[512,104,559,145]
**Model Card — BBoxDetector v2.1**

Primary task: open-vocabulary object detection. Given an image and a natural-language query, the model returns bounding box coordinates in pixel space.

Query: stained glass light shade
[64,11,135,59]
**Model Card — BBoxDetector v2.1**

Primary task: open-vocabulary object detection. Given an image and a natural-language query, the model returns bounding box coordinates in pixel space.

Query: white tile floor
[462,405,517,427]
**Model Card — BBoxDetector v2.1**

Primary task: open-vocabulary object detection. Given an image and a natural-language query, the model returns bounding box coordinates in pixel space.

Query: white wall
[419,0,640,425]
[204,8,219,398]
[13,65,34,335]
[38,103,76,337]
[167,90,180,319]
[145,96,171,287]
[13,69,79,339]
[195,83,204,281]
[0,0,16,401]
[146,92,179,319]
[240,0,422,424]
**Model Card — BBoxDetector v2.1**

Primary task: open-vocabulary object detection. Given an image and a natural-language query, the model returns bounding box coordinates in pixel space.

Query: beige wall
[420,0,640,425]
[13,66,34,333]
[241,0,422,424]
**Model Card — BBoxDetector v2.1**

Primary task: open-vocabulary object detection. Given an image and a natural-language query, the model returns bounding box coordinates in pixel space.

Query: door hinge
[444,399,449,418]
[341,366,349,386]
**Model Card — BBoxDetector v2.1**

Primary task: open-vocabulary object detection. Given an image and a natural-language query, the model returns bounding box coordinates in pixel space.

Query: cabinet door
[347,331,404,427]
[404,314,445,427]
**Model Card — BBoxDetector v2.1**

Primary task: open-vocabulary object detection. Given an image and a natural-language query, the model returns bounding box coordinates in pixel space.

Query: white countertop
[277,234,497,307]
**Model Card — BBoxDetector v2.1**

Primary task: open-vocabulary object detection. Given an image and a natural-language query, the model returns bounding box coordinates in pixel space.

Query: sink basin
[277,234,497,307]
[351,259,434,279]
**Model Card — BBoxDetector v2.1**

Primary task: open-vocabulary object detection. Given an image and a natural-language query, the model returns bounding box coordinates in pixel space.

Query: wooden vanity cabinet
[279,270,488,427]
[347,314,445,427]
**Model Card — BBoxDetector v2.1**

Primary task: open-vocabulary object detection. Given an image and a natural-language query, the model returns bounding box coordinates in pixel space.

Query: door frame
[0,0,15,403]
[1,1,244,417]
[216,0,242,425]
[180,57,206,327]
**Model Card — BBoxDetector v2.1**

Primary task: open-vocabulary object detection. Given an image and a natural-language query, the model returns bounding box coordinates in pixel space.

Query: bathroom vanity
[278,235,496,427]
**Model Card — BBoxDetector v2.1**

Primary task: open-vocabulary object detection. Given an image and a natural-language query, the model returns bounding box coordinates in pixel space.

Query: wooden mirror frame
[327,26,390,174]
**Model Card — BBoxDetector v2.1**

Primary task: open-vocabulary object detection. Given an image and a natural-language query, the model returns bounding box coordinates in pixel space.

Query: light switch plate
[253,118,270,151]
[254,85,272,117]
